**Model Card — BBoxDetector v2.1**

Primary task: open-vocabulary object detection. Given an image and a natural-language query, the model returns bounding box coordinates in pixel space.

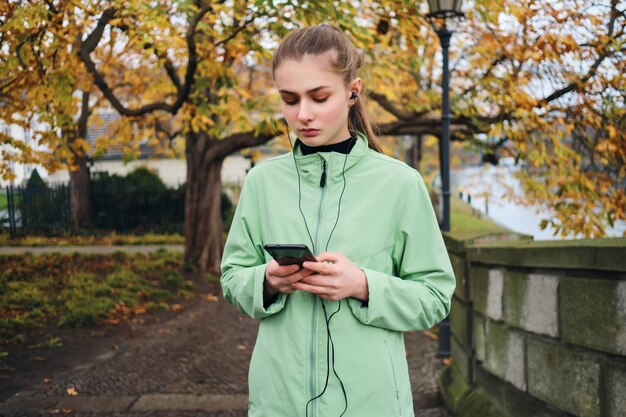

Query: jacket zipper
[309,156,328,417]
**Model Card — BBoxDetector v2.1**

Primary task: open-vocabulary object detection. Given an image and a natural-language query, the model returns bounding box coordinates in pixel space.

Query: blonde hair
[272,24,382,152]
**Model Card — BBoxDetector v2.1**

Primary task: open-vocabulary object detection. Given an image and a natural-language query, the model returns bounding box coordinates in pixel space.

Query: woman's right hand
[265,260,314,295]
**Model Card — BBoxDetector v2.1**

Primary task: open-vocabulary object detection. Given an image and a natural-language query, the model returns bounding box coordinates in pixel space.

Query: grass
[0,232,184,247]
[450,196,507,234]
[0,251,191,340]
[0,192,6,211]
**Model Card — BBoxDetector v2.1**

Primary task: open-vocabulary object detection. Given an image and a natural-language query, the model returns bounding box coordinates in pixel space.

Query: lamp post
[426,0,464,358]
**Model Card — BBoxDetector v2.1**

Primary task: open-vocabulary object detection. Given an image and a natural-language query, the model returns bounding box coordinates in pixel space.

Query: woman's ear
[349,77,362,101]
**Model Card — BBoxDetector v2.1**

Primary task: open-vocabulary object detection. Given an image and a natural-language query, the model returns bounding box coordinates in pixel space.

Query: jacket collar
[292,132,369,186]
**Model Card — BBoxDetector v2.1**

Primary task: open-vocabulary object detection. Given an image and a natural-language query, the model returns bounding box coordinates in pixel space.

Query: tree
[3,0,622,269]
[79,1,381,273]
[357,0,625,237]
[453,0,625,237]
[0,1,111,229]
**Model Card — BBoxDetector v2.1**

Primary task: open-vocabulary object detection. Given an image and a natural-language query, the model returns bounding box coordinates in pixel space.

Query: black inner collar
[298,136,356,156]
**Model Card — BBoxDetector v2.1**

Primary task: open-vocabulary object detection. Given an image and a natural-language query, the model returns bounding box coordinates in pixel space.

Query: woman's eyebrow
[279,86,331,94]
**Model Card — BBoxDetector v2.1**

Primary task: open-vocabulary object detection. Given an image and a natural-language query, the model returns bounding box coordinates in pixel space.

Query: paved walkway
[0,246,452,416]
[0,245,184,256]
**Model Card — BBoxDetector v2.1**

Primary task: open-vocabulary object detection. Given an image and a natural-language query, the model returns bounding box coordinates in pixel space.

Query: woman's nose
[297,100,314,122]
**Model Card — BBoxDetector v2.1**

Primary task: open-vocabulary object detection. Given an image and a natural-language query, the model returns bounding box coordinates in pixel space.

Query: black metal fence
[1,181,186,239]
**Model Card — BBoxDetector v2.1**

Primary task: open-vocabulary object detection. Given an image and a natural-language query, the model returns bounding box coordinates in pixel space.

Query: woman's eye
[313,97,329,103]
[282,98,298,105]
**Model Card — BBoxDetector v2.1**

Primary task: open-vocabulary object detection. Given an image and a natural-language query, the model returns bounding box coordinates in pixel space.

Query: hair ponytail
[273,24,383,153]
[349,93,382,152]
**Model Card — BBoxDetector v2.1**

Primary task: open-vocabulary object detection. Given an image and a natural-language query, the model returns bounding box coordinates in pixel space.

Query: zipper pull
[320,160,327,187]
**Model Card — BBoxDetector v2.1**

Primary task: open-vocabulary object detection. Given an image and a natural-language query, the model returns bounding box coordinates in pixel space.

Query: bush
[19,170,70,235]
[91,167,183,233]
[6,167,235,236]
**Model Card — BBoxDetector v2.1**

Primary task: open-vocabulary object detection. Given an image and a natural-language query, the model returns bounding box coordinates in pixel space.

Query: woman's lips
[300,129,320,137]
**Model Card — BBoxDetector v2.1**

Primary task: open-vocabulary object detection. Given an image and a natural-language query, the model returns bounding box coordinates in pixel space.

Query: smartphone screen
[263,244,317,266]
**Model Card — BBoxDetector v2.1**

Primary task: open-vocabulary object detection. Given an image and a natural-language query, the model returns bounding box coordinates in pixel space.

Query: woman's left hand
[294,252,368,302]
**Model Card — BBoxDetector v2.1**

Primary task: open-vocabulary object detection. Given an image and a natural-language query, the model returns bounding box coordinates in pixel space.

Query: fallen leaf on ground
[422,330,438,341]
[66,387,78,396]
[158,328,171,334]
[442,357,453,366]
[180,357,189,363]
[170,304,183,312]
[204,294,219,302]
[237,345,247,351]
[43,378,51,384]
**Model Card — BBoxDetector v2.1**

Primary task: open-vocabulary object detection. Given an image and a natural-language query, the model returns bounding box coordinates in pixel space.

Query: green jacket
[221,134,455,417]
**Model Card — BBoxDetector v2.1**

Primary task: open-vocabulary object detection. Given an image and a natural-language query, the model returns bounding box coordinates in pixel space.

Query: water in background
[451,165,626,240]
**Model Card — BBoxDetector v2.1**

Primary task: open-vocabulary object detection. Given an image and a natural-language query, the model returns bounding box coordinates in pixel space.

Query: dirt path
[0,278,451,417]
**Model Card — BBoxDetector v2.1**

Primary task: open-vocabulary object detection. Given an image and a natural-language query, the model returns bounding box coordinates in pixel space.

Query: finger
[280,285,296,294]
[302,261,336,275]
[271,263,301,277]
[285,268,315,283]
[293,281,327,295]
[299,274,336,288]
[315,252,345,263]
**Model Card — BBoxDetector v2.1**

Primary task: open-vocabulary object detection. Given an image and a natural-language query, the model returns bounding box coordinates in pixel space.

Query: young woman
[221,24,455,417]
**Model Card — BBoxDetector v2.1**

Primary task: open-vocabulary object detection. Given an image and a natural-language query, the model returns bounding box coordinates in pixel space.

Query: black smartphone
[263,244,317,266]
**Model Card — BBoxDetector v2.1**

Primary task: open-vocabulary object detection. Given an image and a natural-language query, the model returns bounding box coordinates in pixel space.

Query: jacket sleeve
[348,172,455,332]
[220,174,288,320]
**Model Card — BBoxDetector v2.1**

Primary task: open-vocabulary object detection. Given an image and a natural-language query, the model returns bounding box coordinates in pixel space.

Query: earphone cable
[286,128,354,417]
[287,129,316,251]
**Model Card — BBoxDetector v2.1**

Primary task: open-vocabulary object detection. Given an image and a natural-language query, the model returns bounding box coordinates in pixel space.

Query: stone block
[56,396,136,412]
[452,335,471,382]
[439,364,471,413]
[470,266,489,314]
[484,321,526,391]
[450,253,467,301]
[450,297,468,348]
[473,314,486,363]
[474,364,506,413]
[605,361,626,417]
[487,269,504,321]
[132,394,248,411]
[439,364,505,417]
[504,272,559,337]
[470,267,504,321]
[474,365,562,417]
[527,338,600,417]
[561,277,626,356]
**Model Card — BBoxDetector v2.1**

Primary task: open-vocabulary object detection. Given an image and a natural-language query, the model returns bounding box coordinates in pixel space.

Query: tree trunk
[184,132,225,274]
[407,135,423,171]
[69,159,92,229]
[67,91,93,230]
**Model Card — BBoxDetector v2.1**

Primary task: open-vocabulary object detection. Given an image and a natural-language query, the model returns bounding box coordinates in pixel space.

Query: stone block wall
[440,233,626,417]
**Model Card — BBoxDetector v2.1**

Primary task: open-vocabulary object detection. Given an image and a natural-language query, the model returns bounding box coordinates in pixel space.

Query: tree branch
[79,5,212,117]
[460,54,508,97]
[540,0,622,106]
[214,12,258,48]
[76,90,91,142]
[212,119,286,159]
[368,91,428,120]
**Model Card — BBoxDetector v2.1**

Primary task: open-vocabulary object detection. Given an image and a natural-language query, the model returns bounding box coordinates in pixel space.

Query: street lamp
[427,0,464,233]
[426,0,464,359]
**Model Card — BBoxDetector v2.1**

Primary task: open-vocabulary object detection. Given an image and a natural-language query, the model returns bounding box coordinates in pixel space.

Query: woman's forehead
[274,53,344,93]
